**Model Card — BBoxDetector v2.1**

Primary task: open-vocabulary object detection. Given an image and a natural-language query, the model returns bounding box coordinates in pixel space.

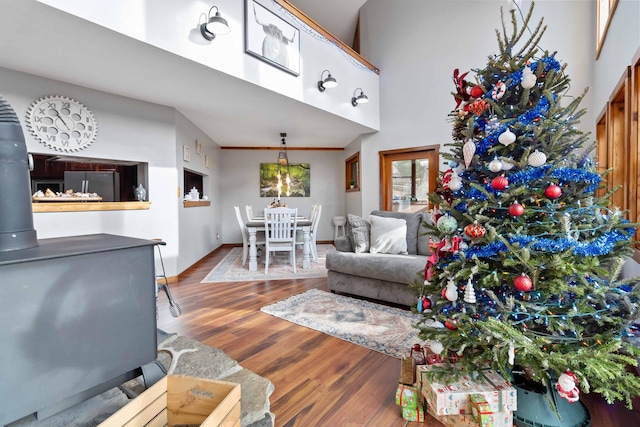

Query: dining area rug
[260,288,427,359]
[201,244,333,282]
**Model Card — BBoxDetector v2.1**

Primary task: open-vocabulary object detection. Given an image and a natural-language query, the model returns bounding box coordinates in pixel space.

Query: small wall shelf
[183,201,211,208]
[32,201,152,213]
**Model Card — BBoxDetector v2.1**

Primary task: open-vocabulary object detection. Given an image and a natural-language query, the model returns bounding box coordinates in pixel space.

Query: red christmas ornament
[513,273,533,292]
[545,184,562,199]
[445,320,458,330]
[421,296,432,310]
[508,202,524,217]
[491,175,509,191]
[467,99,489,115]
[464,222,486,240]
[469,85,484,98]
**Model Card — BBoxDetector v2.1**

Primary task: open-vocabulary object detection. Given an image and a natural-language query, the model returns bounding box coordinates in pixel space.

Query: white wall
[0,66,192,276]
[37,0,380,132]
[220,149,345,244]
[175,111,223,272]
[355,0,594,215]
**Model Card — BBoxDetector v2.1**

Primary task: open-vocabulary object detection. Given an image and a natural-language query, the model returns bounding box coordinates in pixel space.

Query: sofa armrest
[334,235,353,252]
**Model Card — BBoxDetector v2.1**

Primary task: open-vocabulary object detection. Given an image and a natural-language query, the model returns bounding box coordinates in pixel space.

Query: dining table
[245,216,312,272]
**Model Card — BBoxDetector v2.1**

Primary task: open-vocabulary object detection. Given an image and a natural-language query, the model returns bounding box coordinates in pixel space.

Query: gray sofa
[326,210,434,306]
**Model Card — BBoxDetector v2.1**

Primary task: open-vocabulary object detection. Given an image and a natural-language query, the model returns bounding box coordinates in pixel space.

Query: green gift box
[402,403,425,422]
[470,393,496,427]
[395,384,418,409]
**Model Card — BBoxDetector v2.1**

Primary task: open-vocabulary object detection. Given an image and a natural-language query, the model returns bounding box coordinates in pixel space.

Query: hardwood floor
[156,246,640,427]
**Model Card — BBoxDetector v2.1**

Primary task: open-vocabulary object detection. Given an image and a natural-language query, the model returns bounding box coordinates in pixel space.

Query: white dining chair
[264,207,298,274]
[245,205,256,221]
[296,205,321,261]
[309,204,322,261]
[234,206,264,266]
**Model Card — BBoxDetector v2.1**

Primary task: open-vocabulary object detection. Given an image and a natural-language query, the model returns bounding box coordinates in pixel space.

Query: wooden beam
[220,146,343,151]
[274,0,380,75]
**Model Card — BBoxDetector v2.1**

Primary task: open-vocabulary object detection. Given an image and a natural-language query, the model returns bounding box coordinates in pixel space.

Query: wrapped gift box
[395,384,419,409]
[402,404,425,422]
[417,364,517,416]
[427,407,513,427]
[470,393,501,427]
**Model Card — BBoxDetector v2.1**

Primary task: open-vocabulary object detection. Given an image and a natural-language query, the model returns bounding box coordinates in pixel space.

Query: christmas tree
[415,3,640,410]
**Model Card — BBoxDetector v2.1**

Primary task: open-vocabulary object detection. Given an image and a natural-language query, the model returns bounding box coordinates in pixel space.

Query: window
[345,152,359,191]
[596,0,619,59]
[379,146,439,212]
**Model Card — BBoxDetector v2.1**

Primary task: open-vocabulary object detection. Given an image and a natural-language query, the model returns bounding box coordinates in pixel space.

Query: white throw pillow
[369,215,407,254]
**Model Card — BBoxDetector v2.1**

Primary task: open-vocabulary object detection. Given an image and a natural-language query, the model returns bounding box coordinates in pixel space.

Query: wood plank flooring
[156,246,640,427]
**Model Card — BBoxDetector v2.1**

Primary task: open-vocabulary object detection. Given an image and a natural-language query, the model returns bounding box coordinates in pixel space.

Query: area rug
[260,288,426,359]
[201,244,333,283]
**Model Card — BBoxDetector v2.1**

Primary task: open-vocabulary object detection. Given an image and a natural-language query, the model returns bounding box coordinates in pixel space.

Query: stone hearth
[7,330,274,427]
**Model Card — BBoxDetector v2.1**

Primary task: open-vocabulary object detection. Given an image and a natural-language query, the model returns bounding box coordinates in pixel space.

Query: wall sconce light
[200,6,230,41]
[351,88,369,107]
[317,70,338,92]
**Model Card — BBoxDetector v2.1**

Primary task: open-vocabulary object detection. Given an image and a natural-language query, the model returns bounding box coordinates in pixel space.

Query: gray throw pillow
[347,213,370,253]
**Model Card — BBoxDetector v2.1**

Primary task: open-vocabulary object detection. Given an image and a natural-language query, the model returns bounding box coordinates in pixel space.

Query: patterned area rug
[260,288,426,359]
[201,244,333,283]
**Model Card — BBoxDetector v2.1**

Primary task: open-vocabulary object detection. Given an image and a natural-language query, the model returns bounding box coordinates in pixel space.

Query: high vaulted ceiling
[0,0,370,149]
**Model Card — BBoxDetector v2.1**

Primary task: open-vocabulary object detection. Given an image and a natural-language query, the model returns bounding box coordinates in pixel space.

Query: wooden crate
[99,375,241,427]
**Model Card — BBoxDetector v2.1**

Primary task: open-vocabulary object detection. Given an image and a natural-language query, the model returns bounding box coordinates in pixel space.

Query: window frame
[345,152,360,192]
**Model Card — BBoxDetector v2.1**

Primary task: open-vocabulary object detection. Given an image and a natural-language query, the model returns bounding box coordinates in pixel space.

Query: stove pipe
[0,95,38,251]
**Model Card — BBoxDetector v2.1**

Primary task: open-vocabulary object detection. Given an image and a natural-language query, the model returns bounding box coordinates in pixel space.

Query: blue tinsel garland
[463,227,631,258]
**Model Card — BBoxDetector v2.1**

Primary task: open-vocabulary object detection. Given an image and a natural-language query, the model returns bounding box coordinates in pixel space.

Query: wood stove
[0,233,159,425]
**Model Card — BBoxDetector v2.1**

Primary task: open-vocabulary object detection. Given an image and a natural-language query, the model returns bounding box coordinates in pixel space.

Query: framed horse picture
[245,0,300,76]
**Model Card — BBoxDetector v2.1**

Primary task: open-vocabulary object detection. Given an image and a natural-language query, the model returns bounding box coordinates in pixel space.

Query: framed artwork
[259,163,310,197]
[196,140,202,155]
[205,154,212,168]
[183,145,191,162]
[245,0,300,76]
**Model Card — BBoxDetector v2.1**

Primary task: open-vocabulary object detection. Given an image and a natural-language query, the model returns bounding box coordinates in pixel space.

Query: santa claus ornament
[556,370,580,403]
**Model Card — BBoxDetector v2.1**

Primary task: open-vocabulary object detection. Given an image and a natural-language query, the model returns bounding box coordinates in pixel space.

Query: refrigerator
[64,171,120,202]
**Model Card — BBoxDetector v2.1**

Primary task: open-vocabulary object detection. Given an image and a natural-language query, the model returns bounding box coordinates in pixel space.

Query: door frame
[379,145,440,211]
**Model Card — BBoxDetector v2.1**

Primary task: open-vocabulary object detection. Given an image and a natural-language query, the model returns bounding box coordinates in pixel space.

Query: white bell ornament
[448,175,462,191]
[498,129,516,146]
[501,158,515,171]
[527,150,547,167]
[488,158,503,173]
